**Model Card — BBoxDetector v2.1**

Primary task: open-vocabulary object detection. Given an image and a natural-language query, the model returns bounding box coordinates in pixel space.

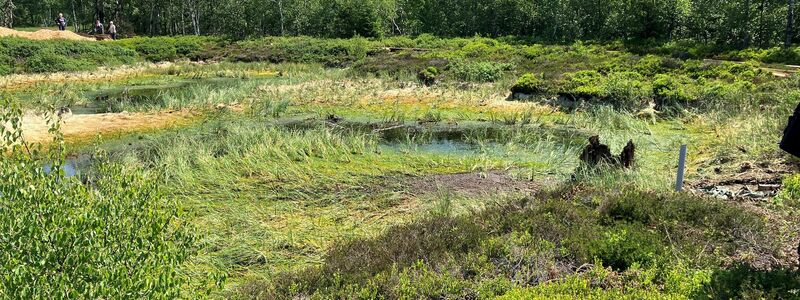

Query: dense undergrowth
[240,187,786,299]
[1,34,800,74]
[4,35,800,114]
[0,101,200,298]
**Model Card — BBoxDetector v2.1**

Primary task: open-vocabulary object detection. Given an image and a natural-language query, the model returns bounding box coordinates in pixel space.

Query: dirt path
[21,110,198,144]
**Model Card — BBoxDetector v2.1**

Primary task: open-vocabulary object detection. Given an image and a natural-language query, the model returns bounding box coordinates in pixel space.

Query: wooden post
[676,145,688,192]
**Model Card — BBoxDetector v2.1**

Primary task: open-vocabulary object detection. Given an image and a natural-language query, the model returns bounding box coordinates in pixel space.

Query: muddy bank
[406,171,543,198]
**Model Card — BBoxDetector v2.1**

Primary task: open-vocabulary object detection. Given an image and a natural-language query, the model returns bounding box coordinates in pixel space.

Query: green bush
[760,47,800,64]
[511,73,544,94]
[590,225,663,270]
[601,71,652,110]
[0,44,11,75]
[564,70,605,98]
[134,42,178,62]
[111,36,216,60]
[652,74,697,106]
[697,265,800,299]
[522,44,564,59]
[634,55,665,76]
[776,174,800,207]
[0,103,196,298]
[562,70,652,110]
[418,66,440,86]
[0,37,138,74]
[173,38,204,57]
[25,50,89,73]
[696,80,756,109]
[226,36,376,66]
[448,60,513,82]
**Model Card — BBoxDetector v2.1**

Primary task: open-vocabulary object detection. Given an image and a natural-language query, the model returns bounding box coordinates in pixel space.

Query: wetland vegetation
[2,13,800,300]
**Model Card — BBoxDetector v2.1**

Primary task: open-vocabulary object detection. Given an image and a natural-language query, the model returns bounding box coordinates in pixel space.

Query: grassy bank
[2,36,799,299]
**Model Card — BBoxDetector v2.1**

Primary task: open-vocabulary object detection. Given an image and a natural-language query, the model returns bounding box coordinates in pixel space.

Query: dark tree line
[2,0,799,47]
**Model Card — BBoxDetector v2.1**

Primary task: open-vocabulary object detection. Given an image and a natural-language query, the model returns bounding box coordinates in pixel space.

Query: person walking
[108,21,117,39]
[93,20,104,35]
[55,13,67,31]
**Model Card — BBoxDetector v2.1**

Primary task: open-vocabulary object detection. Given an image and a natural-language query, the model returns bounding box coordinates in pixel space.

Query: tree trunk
[72,0,79,32]
[189,0,200,35]
[95,0,105,23]
[743,0,752,47]
[272,0,285,36]
[2,0,15,28]
[758,0,767,47]
[113,0,123,24]
[787,0,795,48]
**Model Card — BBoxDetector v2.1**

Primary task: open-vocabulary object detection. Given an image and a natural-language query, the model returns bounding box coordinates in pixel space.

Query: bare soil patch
[20,109,198,144]
[406,171,543,198]
[0,27,93,41]
[690,161,799,201]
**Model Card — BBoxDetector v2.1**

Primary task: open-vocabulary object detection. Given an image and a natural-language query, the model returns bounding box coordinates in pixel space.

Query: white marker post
[675,145,688,192]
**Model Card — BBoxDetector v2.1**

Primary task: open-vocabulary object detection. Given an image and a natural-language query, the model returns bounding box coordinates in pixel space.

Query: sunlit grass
[10,60,795,298]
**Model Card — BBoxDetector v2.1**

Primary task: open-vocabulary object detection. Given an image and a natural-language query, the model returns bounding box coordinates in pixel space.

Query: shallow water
[42,154,91,177]
[384,139,483,155]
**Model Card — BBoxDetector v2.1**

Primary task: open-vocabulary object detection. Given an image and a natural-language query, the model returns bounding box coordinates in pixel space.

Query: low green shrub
[418,66,440,86]
[135,42,178,62]
[590,224,663,270]
[634,55,665,76]
[0,37,138,74]
[511,73,544,94]
[522,44,564,59]
[561,70,652,110]
[760,47,800,64]
[695,80,756,109]
[246,188,771,299]
[652,74,697,106]
[0,102,196,298]
[111,36,215,61]
[230,36,373,67]
[25,49,89,73]
[602,71,652,110]
[457,38,517,60]
[564,70,605,98]
[697,265,800,299]
[776,174,800,207]
[448,60,514,82]
[0,44,13,75]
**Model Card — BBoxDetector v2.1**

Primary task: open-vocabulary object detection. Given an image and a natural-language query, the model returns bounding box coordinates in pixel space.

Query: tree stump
[579,136,635,169]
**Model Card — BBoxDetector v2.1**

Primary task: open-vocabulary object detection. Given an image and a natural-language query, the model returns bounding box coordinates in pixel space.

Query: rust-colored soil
[21,110,197,144]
